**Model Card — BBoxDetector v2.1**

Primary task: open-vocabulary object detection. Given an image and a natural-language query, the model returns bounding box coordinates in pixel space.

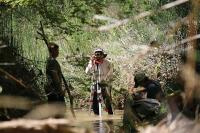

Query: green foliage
[67,31,97,54]
[150,9,178,25]
[1,0,37,7]
[1,0,190,107]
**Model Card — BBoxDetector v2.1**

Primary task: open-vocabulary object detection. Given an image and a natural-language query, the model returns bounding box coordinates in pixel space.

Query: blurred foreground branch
[0,118,90,133]
[96,0,189,31]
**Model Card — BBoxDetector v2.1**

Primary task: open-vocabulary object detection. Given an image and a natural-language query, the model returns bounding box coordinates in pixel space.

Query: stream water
[70,110,124,133]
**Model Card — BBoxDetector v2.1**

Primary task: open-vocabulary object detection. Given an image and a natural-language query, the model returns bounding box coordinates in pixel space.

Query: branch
[37,21,49,46]
[0,45,7,49]
[93,15,118,23]
[0,67,27,89]
[96,0,189,31]
[0,63,15,66]
[62,74,76,118]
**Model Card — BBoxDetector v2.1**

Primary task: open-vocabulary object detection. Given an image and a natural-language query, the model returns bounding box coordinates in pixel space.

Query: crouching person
[123,72,164,132]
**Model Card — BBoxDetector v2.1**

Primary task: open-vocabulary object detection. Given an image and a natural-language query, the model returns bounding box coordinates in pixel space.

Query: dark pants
[47,92,65,103]
[45,84,65,103]
[92,83,113,115]
[46,90,66,118]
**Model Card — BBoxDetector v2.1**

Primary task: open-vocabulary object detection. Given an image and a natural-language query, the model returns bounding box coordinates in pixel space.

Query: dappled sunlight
[96,0,189,31]
[1,0,200,133]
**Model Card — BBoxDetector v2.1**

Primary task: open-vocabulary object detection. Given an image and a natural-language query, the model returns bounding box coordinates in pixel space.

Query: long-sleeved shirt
[85,59,113,82]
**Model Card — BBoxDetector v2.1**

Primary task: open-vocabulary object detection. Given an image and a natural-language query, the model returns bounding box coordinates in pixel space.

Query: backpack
[146,80,164,100]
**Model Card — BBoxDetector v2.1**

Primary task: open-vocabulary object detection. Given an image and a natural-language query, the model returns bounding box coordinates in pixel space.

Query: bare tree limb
[93,15,118,23]
[38,21,49,47]
[0,63,15,66]
[0,67,27,89]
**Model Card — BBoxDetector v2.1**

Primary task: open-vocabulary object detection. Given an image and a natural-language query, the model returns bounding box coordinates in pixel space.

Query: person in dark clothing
[123,72,163,132]
[45,42,65,103]
[133,72,163,100]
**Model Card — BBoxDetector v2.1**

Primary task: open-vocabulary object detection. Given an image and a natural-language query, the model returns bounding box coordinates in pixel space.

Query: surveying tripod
[89,63,104,116]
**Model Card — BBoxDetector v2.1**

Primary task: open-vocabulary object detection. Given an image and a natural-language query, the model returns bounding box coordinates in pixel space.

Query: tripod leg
[98,88,104,117]
[89,87,94,114]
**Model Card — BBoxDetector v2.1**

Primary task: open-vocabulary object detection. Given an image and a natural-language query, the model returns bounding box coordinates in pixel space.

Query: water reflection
[93,120,105,133]
[93,120,122,133]
[72,110,123,132]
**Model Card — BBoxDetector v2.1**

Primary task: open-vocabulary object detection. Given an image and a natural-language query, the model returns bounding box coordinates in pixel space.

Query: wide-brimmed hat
[94,48,107,58]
